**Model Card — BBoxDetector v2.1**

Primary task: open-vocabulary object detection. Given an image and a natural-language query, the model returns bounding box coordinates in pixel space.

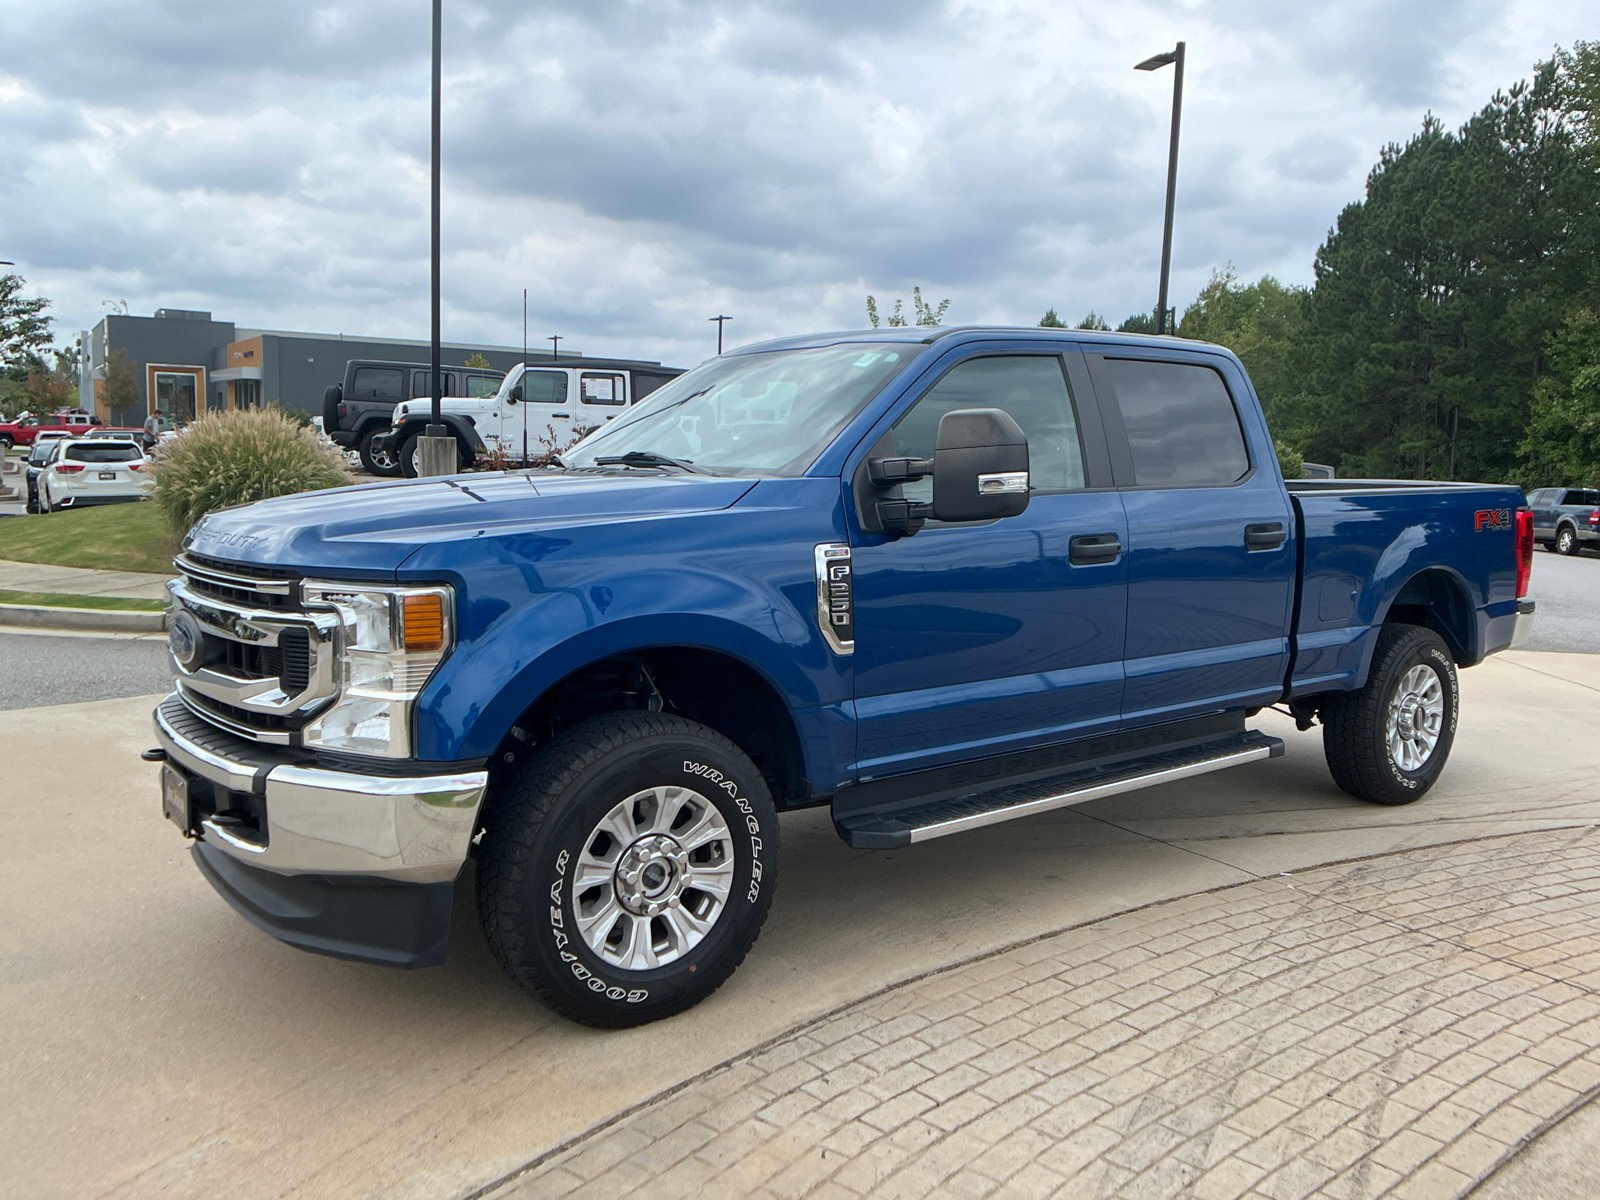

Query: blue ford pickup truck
[150,326,1536,1026]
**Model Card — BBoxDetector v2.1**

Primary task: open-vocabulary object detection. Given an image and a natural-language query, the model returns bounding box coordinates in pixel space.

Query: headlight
[300,582,453,758]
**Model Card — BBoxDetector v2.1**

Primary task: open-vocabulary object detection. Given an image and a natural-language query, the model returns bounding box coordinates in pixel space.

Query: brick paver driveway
[491,827,1600,1200]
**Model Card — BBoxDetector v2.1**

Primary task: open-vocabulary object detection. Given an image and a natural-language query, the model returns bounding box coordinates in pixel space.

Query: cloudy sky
[1,0,1593,367]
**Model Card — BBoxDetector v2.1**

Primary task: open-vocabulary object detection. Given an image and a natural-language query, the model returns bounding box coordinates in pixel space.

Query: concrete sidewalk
[0,556,170,601]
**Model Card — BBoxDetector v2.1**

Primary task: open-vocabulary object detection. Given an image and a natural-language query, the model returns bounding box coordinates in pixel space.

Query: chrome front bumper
[154,694,487,883]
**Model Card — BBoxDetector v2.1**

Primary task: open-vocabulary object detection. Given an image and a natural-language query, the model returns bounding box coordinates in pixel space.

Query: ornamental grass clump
[153,407,351,534]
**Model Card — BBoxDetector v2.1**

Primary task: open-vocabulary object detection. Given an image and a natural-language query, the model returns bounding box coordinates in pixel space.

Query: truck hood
[183,471,760,576]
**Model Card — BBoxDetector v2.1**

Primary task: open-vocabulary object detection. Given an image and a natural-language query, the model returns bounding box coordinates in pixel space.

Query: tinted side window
[524,371,568,404]
[893,356,1086,500]
[410,371,460,398]
[351,367,405,401]
[1106,359,1249,486]
[466,374,499,399]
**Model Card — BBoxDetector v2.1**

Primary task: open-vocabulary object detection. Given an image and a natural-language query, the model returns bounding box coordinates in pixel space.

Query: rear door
[1085,348,1296,728]
[1528,489,1559,538]
[848,346,1128,778]
[578,371,629,433]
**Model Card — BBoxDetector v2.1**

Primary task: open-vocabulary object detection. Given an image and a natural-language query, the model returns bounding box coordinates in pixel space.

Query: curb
[0,602,168,633]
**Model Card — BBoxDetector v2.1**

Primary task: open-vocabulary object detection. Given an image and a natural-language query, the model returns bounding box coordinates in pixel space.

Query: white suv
[38,438,152,513]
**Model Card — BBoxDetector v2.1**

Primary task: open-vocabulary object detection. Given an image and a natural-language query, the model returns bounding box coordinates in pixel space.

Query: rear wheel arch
[1379,567,1475,666]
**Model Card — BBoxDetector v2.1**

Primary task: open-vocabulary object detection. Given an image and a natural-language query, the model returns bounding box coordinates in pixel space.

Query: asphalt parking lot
[1522,547,1600,653]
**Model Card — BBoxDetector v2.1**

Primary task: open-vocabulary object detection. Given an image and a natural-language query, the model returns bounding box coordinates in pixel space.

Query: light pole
[1135,41,1185,336]
[416,0,456,476]
[549,334,563,362]
[709,315,732,355]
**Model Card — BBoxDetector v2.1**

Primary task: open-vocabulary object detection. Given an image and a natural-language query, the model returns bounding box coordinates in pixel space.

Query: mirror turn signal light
[402,594,446,651]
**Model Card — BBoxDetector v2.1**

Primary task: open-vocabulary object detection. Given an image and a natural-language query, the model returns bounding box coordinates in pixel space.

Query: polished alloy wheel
[573,785,734,970]
[1385,663,1444,772]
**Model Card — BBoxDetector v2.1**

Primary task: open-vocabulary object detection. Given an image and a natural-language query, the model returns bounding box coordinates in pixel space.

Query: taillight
[128,462,142,470]
[1590,511,1599,527]
[1516,509,1534,598]
[56,464,85,473]
[339,404,348,417]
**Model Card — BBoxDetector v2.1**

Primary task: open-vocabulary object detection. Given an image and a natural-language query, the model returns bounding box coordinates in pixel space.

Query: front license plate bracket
[161,764,194,836]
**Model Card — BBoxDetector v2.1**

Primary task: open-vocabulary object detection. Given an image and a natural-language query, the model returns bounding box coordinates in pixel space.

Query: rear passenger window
[894,356,1086,500]
[580,373,626,406]
[466,374,500,399]
[351,368,405,401]
[1105,359,1250,486]
[523,371,568,404]
[411,371,459,398]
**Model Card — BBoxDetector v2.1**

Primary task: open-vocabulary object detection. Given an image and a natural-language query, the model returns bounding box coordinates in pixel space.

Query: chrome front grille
[168,556,339,745]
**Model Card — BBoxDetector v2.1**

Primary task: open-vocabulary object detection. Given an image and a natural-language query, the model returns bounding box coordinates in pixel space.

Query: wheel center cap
[614,834,690,917]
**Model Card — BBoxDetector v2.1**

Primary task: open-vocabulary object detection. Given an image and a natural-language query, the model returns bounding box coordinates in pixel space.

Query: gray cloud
[0,0,1588,363]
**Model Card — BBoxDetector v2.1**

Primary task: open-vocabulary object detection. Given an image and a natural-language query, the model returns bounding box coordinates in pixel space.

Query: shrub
[153,407,350,534]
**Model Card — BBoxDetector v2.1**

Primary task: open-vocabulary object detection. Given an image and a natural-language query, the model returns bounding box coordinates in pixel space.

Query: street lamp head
[1135,50,1179,71]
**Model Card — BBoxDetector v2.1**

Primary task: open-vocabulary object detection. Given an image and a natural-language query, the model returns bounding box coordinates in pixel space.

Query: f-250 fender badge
[813,543,854,656]
[1474,509,1512,531]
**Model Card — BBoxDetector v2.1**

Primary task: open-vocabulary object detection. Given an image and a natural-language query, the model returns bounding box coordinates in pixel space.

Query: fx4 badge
[1474,509,1512,532]
[813,543,854,656]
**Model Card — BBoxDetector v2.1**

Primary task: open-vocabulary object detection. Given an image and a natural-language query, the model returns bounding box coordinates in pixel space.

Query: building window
[154,372,199,425]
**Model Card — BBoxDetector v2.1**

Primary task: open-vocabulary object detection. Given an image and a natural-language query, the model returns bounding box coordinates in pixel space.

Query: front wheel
[399,432,471,478]
[1557,526,1579,555]
[358,429,402,476]
[1320,623,1459,805]
[475,711,778,1026]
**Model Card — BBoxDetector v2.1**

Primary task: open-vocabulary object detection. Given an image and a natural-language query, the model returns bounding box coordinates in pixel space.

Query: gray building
[85,308,605,428]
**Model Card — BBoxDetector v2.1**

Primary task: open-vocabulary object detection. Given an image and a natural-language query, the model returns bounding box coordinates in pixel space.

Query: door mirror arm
[507,385,523,404]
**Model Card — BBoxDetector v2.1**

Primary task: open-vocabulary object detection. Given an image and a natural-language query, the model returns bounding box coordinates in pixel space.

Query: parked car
[321,360,507,476]
[1527,486,1600,555]
[0,409,100,450]
[154,325,1534,1027]
[22,434,72,514]
[373,358,686,477]
[37,438,151,512]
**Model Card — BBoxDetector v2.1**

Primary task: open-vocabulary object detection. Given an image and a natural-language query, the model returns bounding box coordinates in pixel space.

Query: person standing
[142,408,162,450]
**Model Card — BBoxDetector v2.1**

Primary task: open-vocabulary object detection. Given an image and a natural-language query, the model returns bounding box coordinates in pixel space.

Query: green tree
[1521,308,1600,485]
[867,288,949,329]
[1286,50,1599,481]
[1176,267,1308,435]
[104,347,140,418]
[1076,311,1110,331]
[1039,309,1066,328]
[461,352,493,369]
[1117,311,1159,334]
[1,274,53,378]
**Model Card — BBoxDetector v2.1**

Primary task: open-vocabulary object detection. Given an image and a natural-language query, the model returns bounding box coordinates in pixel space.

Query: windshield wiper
[593,450,709,475]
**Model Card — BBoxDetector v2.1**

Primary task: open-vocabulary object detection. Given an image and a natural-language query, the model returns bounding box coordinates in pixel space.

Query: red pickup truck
[0,411,140,450]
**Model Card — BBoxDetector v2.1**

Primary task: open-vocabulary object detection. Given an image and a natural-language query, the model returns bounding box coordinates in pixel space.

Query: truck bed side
[1286,479,1526,698]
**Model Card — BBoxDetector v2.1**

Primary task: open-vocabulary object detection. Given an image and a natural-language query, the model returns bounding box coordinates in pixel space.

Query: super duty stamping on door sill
[149,325,1536,1026]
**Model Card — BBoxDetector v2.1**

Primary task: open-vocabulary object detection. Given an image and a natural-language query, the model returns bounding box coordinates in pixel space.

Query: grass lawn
[0,501,178,574]
[0,588,166,611]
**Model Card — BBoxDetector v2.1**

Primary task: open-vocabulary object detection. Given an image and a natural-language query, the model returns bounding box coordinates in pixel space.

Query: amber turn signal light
[402,594,446,651]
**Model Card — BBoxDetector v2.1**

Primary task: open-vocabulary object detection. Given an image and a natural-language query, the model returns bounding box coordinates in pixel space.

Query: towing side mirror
[508,385,523,404]
[931,408,1030,522]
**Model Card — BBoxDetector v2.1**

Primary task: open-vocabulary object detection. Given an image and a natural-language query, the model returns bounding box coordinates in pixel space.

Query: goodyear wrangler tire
[1320,623,1459,805]
[475,711,778,1026]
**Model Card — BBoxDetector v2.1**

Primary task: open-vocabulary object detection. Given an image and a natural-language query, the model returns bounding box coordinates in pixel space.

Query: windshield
[564,344,922,476]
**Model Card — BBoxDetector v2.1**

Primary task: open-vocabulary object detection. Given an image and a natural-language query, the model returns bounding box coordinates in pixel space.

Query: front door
[849,351,1128,780]
[1086,350,1296,728]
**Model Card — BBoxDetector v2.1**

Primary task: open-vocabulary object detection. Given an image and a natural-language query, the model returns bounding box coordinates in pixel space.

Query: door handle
[552,412,570,418]
[1245,522,1287,551]
[1069,533,1122,565]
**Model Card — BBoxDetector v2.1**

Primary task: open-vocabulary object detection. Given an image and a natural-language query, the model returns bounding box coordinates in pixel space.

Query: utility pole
[521,288,529,467]
[710,314,732,355]
[416,0,456,476]
[1135,41,1185,336]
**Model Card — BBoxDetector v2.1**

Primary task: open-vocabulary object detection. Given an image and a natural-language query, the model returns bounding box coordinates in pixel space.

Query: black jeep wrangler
[322,360,503,475]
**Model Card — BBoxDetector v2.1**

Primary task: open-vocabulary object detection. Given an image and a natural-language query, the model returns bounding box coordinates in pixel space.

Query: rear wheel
[1320,624,1458,805]
[358,429,402,476]
[475,711,778,1026]
[1557,525,1579,555]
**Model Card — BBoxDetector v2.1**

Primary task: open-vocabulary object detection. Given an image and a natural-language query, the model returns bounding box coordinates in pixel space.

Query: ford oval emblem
[168,612,204,670]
